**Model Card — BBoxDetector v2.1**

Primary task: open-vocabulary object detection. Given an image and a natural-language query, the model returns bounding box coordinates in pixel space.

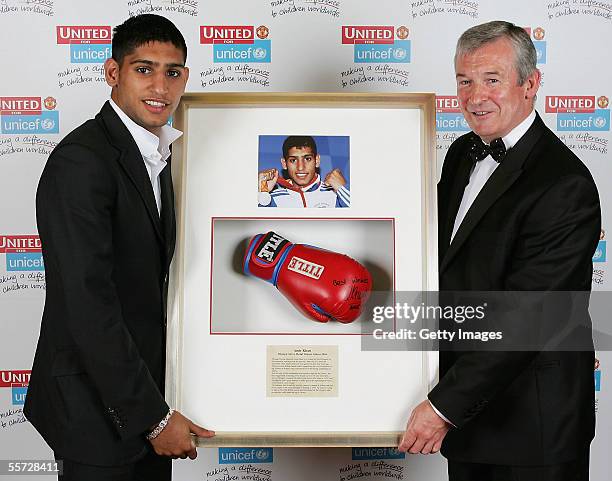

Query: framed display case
[166,92,438,447]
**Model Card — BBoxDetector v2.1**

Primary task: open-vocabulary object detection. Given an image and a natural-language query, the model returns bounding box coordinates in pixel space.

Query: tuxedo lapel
[439,150,474,261]
[440,114,547,274]
[97,102,164,244]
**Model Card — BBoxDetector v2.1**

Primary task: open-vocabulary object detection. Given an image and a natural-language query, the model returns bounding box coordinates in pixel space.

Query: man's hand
[149,410,215,460]
[258,168,279,192]
[398,400,450,454]
[323,168,346,192]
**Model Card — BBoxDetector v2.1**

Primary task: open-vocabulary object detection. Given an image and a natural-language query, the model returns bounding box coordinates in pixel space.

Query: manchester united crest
[44,96,57,110]
[396,26,409,40]
[257,25,269,40]
[598,96,609,109]
[533,27,545,41]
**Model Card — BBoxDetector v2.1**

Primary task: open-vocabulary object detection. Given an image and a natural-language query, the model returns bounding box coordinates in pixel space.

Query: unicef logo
[536,49,543,61]
[41,118,55,131]
[594,116,607,129]
[253,48,267,60]
[255,449,270,461]
[595,248,603,260]
[392,48,407,60]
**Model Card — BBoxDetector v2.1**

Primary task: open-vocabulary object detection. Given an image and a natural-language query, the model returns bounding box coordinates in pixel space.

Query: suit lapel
[159,159,176,268]
[440,114,547,274]
[97,102,164,244]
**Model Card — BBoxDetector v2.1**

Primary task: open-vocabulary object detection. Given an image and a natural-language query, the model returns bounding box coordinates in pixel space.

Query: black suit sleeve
[37,143,168,440]
[429,174,600,428]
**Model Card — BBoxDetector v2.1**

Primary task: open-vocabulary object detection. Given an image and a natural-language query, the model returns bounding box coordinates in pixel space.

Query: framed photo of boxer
[167,93,437,447]
[257,135,351,208]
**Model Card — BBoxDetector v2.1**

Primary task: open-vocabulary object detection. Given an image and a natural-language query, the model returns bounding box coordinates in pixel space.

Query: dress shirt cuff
[428,399,455,427]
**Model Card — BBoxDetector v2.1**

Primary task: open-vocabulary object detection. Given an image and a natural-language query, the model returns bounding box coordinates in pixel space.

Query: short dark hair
[112,14,187,65]
[282,136,318,159]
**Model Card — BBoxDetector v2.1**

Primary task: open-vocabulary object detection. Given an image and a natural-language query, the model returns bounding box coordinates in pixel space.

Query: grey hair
[455,21,537,85]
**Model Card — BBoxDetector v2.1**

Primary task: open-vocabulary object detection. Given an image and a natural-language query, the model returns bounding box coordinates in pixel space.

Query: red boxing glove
[243,231,372,323]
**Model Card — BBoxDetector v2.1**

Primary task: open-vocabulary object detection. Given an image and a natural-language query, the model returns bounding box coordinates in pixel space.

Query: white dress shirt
[430,110,537,426]
[109,99,182,214]
[450,109,536,242]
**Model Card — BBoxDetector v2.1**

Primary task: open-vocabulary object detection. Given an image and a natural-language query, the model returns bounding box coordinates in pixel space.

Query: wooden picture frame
[166,93,438,447]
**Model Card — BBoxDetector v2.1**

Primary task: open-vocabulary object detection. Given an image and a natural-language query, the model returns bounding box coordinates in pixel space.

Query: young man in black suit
[398,21,600,481]
[25,14,213,481]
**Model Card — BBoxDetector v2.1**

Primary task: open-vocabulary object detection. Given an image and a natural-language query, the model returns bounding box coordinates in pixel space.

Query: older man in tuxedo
[398,21,600,481]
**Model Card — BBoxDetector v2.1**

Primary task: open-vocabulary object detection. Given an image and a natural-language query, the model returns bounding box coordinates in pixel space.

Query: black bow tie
[467,136,506,163]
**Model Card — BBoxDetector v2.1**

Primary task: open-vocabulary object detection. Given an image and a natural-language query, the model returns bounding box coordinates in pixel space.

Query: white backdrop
[0,1,609,480]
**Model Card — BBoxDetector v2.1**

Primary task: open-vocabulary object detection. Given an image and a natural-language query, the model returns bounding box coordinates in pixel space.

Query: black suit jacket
[429,113,600,465]
[24,102,176,466]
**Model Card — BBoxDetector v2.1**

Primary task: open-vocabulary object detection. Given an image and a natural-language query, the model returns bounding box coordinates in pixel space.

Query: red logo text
[0,235,42,253]
[0,97,41,115]
[342,26,394,44]
[56,26,112,44]
[200,26,254,44]
[545,96,596,113]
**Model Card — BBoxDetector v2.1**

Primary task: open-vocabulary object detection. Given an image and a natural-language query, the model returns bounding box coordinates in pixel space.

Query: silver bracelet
[146,409,174,440]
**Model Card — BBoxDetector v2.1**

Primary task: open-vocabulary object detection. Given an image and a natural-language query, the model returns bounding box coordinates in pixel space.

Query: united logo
[257,25,269,40]
[533,27,545,41]
[598,96,609,109]
[396,26,409,40]
[44,97,57,110]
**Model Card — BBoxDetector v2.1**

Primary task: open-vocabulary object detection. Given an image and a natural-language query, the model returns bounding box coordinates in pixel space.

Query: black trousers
[55,449,171,481]
[448,449,590,481]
